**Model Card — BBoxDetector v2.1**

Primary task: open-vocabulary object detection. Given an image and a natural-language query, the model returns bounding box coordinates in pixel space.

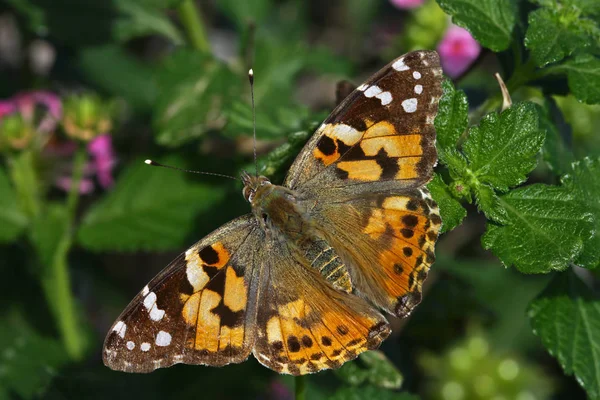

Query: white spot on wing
[413,71,421,79]
[144,291,166,321]
[126,341,135,350]
[364,85,383,98]
[140,342,151,352]
[142,285,149,296]
[402,98,418,113]
[331,123,362,144]
[113,321,126,338]
[376,91,393,106]
[186,262,209,292]
[143,291,157,310]
[415,85,423,94]
[392,58,409,71]
[357,84,368,91]
[149,304,165,321]
[155,331,172,347]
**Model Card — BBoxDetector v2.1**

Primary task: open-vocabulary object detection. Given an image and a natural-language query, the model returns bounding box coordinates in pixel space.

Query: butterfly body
[104,50,443,375]
[244,173,311,242]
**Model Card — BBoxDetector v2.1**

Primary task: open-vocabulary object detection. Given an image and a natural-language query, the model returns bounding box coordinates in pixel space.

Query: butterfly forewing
[285,50,442,190]
[103,215,261,373]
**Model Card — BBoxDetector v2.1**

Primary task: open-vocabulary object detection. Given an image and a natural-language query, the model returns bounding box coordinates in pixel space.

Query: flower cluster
[0,91,116,193]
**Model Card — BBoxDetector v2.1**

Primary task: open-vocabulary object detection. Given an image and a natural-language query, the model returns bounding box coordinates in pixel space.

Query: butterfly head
[241,171,271,203]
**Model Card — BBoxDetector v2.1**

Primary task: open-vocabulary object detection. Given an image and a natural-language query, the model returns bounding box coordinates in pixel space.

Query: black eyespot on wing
[199,246,220,265]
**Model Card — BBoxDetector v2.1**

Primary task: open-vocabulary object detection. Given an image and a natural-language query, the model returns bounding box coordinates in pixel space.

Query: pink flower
[51,135,116,194]
[87,134,116,189]
[437,25,481,78]
[390,0,425,9]
[0,90,62,133]
[0,101,17,117]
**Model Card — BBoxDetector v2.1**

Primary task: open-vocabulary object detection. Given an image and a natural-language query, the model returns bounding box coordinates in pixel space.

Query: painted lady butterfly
[104,50,443,375]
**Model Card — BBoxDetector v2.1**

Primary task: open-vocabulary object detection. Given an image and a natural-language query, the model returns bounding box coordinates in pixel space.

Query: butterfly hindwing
[285,50,442,190]
[312,188,441,318]
[252,237,390,375]
[103,215,261,373]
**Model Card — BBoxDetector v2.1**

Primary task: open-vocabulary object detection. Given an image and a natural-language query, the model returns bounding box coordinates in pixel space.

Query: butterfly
[103,50,443,375]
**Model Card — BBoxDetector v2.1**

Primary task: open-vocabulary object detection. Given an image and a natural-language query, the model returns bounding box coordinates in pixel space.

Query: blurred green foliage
[0,0,599,399]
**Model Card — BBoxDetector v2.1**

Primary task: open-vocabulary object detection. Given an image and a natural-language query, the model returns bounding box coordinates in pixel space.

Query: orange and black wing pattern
[103,215,261,373]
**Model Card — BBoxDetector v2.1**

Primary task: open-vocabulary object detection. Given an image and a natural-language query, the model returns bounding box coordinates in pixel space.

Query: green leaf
[462,102,545,192]
[435,0,517,51]
[79,45,158,112]
[223,39,351,140]
[482,184,594,273]
[153,51,239,146]
[427,174,467,233]
[562,157,600,269]
[474,183,508,223]
[77,158,225,252]
[0,167,27,242]
[334,351,403,390]
[0,310,68,399]
[224,100,311,139]
[525,7,596,67]
[528,271,600,399]
[113,0,184,44]
[329,386,419,400]
[553,54,600,104]
[435,79,469,165]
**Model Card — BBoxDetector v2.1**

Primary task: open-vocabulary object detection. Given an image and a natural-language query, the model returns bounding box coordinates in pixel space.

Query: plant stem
[45,147,87,360]
[9,151,41,219]
[295,375,306,400]
[177,0,210,53]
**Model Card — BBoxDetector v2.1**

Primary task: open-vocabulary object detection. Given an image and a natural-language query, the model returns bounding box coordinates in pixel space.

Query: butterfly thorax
[242,172,311,242]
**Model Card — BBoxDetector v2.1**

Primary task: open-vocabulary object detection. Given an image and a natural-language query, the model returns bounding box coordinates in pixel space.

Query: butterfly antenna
[249,68,258,177]
[144,160,238,180]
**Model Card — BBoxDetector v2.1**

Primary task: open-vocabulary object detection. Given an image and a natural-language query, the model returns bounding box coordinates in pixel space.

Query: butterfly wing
[252,236,390,376]
[284,50,442,190]
[308,189,441,318]
[285,50,443,318]
[103,215,263,373]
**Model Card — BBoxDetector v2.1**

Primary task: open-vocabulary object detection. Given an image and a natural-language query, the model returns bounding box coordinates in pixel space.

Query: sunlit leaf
[482,184,594,273]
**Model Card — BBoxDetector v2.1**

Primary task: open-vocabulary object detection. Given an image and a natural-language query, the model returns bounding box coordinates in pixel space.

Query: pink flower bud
[437,25,481,78]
